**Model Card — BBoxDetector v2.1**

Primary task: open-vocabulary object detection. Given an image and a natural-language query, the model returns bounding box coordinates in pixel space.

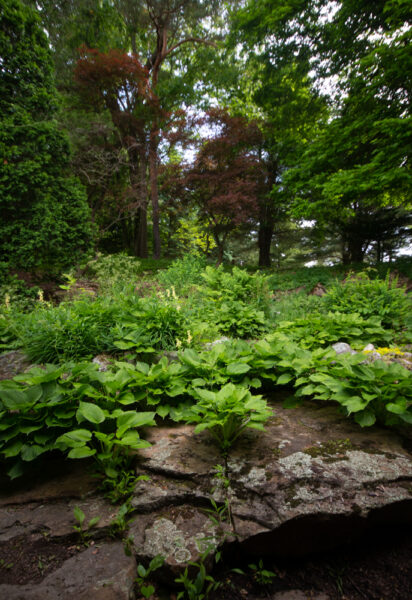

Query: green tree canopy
[0,0,93,273]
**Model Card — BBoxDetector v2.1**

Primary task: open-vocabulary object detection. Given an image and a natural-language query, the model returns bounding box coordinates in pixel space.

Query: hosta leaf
[77,401,105,424]
[0,386,42,410]
[2,439,23,458]
[167,384,186,397]
[8,461,24,480]
[56,429,92,448]
[19,424,43,434]
[116,431,151,449]
[156,405,170,418]
[226,363,251,375]
[116,411,155,437]
[21,444,47,461]
[385,401,407,415]
[194,388,216,402]
[277,373,293,385]
[68,446,96,458]
[354,410,376,427]
[340,396,367,413]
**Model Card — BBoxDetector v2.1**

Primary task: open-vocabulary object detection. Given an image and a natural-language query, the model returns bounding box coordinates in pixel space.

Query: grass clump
[17,297,121,363]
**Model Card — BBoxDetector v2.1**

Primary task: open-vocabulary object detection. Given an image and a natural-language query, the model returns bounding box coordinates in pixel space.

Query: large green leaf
[68,446,96,458]
[116,411,155,437]
[0,386,42,410]
[77,401,105,424]
[226,363,251,375]
[56,429,92,448]
[21,444,47,461]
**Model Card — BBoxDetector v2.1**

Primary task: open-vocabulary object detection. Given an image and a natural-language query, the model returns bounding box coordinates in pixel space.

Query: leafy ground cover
[0,255,411,597]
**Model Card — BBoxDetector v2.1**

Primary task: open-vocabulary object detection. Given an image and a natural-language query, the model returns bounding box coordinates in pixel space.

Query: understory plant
[157,254,207,294]
[201,266,271,315]
[293,354,412,427]
[83,252,141,293]
[16,296,121,362]
[186,383,272,453]
[0,362,156,479]
[323,271,410,330]
[114,295,192,353]
[276,312,391,350]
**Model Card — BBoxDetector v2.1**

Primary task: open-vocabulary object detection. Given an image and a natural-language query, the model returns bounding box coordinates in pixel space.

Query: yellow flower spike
[166,288,170,298]
[4,294,10,309]
[187,330,192,345]
[171,286,178,300]
[37,289,44,303]
[176,339,182,349]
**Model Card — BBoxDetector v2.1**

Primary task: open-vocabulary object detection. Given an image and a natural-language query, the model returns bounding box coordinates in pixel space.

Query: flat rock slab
[0,542,136,599]
[132,401,412,563]
[0,497,116,542]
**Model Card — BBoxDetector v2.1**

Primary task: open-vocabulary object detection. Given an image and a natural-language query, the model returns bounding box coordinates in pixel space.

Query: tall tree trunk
[149,130,161,259]
[137,148,148,258]
[258,199,274,268]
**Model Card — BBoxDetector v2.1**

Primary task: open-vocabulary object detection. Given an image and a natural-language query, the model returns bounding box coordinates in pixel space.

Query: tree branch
[164,37,217,58]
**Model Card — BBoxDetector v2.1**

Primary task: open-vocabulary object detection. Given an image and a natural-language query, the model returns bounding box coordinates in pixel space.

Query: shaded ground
[0,534,78,585]
[1,523,410,599]
[210,524,412,600]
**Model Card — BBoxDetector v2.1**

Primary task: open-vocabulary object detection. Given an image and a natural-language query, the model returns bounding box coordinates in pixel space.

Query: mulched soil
[0,534,79,585]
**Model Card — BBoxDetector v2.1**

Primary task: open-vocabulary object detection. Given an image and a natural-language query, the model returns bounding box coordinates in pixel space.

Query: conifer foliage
[0,0,93,272]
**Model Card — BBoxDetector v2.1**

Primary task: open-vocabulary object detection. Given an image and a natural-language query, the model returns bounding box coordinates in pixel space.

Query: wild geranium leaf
[77,401,105,424]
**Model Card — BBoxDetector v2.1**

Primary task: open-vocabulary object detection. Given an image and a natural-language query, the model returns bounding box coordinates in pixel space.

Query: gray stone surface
[331,342,356,355]
[271,592,330,600]
[0,542,136,599]
[131,401,412,562]
[0,401,411,592]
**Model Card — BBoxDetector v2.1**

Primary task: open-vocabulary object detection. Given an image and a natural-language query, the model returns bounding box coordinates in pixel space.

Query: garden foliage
[0,0,93,273]
[0,263,411,484]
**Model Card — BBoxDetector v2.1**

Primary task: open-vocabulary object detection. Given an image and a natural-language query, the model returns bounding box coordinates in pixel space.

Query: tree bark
[137,148,148,258]
[149,130,161,259]
[258,200,274,268]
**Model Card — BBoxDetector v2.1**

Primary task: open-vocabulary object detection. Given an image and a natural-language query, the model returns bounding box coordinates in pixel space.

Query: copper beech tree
[187,109,269,264]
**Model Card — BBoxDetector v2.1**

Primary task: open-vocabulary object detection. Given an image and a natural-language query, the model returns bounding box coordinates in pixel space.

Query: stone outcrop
[0,399,411,596]
[130,400,412,570]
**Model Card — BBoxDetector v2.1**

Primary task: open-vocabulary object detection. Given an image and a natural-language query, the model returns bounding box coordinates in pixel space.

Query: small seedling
[175,554,221,600]
[135,554,165,599]
[248,559,277,585]
[72,506,100,545]
[109,501,133,537]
